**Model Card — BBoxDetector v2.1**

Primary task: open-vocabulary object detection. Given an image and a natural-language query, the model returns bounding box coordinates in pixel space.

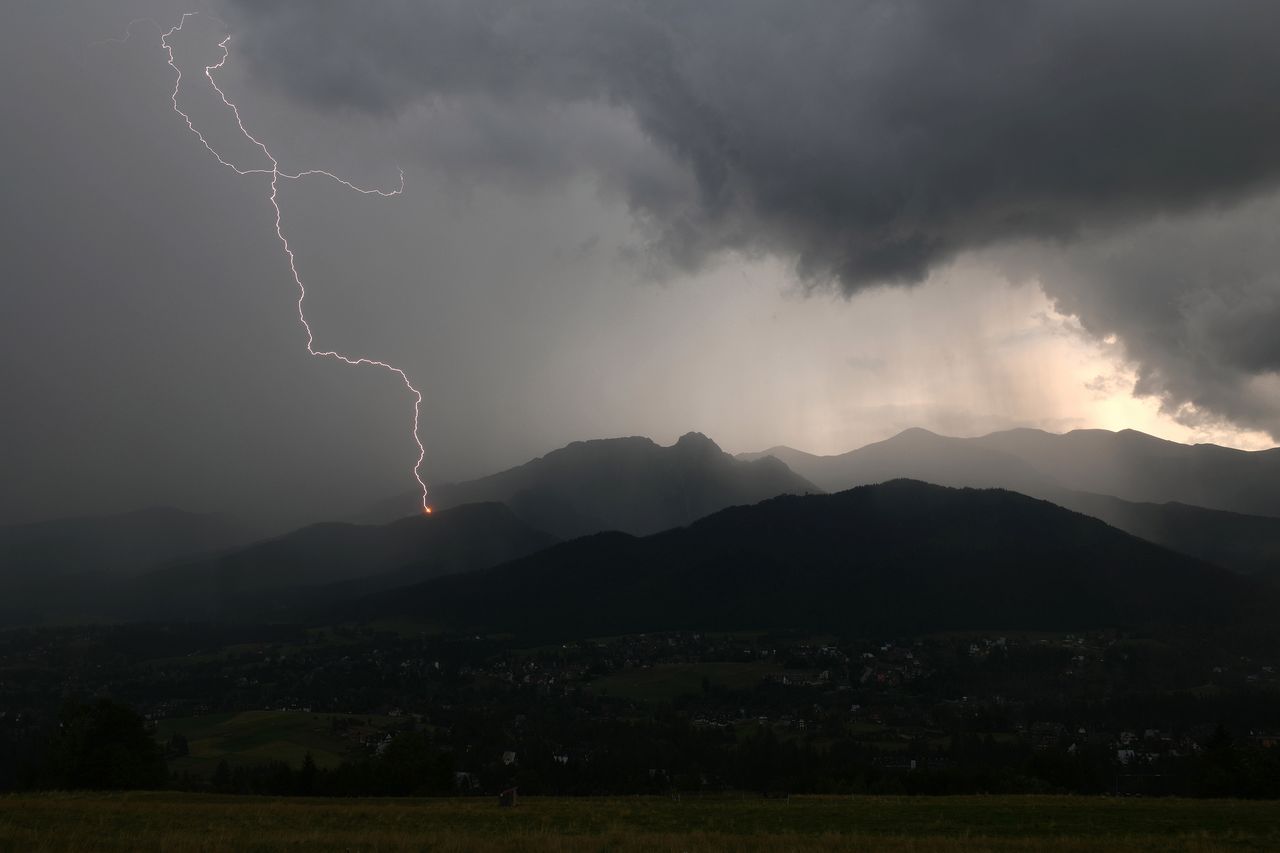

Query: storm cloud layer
[225,0,1280,437]
[4,1,1280,529]
[1010,196,1280,435]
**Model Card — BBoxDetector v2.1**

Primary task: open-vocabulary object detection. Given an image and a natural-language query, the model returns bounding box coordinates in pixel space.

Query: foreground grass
[1,792,1278,852]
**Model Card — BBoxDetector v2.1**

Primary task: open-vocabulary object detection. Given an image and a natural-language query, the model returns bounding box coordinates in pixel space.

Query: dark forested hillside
[741,428,1280,577]
[352,481,1273,640]
[1045,491,1280,579]
[123,503,556,621]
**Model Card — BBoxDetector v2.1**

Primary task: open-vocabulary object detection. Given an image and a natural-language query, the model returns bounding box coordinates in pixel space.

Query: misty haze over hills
[743,427,1280,518]
[0,508,260,625]
[0,507,259,579]
[0,433,811,625]
[4,425,1280,628]
[0,504,554,626]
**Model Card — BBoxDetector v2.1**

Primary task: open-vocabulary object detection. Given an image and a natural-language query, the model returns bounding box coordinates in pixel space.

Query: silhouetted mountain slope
[741,428,1280,576]
[1044,491,1280,579]
[351,481,1270,640]
[0,507,258,578]
[371,432,820,538]
[0,508,261,625]
[972,428,1280,518]
[741,428,1053,495]
[124,503,556,621]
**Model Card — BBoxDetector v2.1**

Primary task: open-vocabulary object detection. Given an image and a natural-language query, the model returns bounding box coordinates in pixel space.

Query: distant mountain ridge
[124,502,556,621]
[741,427,1280,577]
[743,428,1055,498]
[370,432,820,538]
[972,428,1280,517]
[8,426,1277,629]
[0,507,261,625]
[347,481,1273,640]
[0,506,259,579]
[743,427,1280,517]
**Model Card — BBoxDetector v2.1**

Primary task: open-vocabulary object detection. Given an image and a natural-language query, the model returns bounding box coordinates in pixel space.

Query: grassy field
[1,792,1278,852]
[156,710,398,776]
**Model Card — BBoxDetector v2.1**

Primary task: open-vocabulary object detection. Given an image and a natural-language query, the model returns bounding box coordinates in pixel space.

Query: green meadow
[1,792,1277,852]
[156,710,399,776]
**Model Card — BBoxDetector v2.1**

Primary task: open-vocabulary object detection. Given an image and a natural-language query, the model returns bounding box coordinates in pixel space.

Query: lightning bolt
[159,14,431,515]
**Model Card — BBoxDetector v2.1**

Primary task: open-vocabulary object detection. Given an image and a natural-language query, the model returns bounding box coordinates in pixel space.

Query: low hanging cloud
[224,0,1280,437]
[1003,195,1280,436]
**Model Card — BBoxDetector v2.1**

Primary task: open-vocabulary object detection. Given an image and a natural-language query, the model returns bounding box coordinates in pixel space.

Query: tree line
[5,699,1280,798]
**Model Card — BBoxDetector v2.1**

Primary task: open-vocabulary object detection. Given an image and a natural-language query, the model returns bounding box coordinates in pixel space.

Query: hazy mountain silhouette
[741,428,1055,495]
[741,428,1280,577]
[0,507,260,625]
[125,502,556,621]
[1047,491,1280,578]
[972,428,1280,517]
[347,481,1270,640]
[369,432,819,538]
[0,507,258,578]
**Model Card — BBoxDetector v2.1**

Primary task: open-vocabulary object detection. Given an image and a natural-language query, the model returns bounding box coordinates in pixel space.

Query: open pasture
[1,792,1277,852]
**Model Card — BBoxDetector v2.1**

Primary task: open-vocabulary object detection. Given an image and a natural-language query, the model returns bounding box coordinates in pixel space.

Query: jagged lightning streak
[159,14,432,514]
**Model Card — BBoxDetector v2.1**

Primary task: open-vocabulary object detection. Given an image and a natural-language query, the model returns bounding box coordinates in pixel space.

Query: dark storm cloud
[227,0,1280,286]
[10,0,1280,533]
[1006,196,1280,436]
[222,0,1280,436]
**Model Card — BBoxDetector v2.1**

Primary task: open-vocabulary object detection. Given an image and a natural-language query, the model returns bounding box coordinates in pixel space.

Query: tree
[165,733,189,758]
[298,752,318,795]
[212,759,232,793]
[43,699,166,790]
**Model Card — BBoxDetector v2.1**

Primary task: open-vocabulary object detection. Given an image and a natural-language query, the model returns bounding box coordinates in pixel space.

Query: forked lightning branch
[160,13,432,514]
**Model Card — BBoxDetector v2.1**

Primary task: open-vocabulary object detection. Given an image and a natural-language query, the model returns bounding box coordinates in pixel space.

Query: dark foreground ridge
[350,479,1274,639]
[0,507,260,625]
[743,427,1280,578]
[127,502,557,621]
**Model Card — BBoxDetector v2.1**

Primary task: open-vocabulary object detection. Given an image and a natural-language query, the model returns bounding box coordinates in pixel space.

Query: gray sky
[3,1,1279,528]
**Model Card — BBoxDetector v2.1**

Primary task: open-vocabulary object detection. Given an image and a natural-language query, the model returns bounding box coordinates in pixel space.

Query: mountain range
[3,426,1278,632]
[744,427,1280,517]
[0,506,258,579]
[367,431,818,538]
[347,480,1275,640]
[742,427,1280,578]
[121,502,556,621]
[0,507,260,625]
